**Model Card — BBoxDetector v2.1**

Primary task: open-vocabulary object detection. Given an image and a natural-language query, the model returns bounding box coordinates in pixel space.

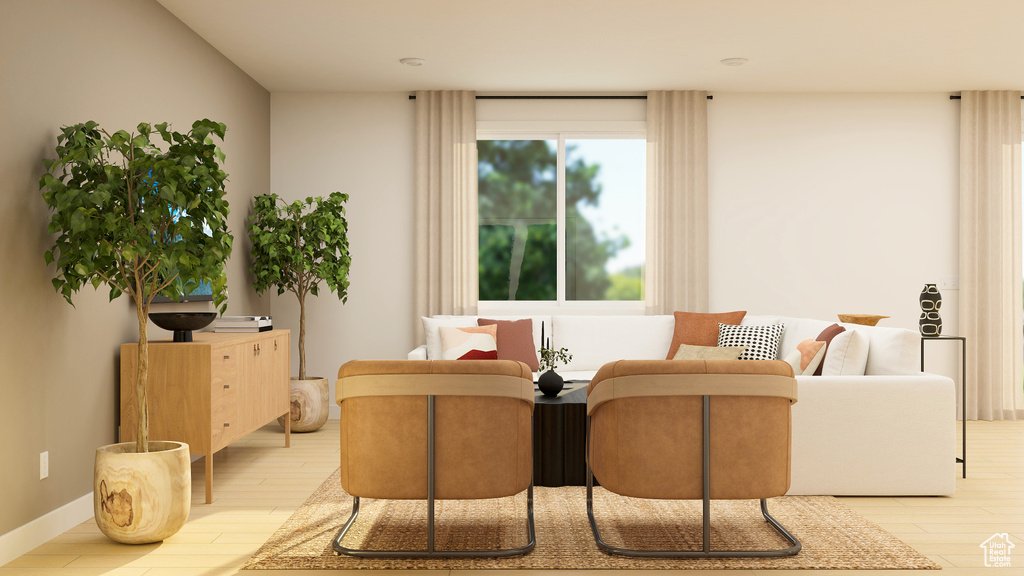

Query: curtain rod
[408,94,713,100]
[949,95,1024,100]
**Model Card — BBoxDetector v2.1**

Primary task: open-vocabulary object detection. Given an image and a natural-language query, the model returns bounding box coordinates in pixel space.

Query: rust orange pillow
[478,318,540,371]
[666,311,747,359]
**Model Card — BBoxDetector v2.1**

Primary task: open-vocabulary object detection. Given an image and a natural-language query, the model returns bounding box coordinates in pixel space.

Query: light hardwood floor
[3,419,1023,575]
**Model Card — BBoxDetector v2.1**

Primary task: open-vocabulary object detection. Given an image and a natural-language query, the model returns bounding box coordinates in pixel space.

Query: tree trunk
[135,299,149,454]
[298,292,306,380]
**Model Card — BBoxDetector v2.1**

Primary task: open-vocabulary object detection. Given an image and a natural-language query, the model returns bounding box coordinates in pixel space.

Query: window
[478,134,645,307]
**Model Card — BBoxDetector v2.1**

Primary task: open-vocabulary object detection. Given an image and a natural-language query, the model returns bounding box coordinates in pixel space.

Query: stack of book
[215,315,273,333]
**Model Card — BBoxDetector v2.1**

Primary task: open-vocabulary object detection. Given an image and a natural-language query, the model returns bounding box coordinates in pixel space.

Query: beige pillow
[784,338,827,376]
[439,325,498,360]
[672,343,747,361]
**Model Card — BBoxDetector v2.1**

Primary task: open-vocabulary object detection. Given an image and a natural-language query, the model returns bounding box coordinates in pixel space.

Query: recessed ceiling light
[720,58,748,67]
[400,58,426,67]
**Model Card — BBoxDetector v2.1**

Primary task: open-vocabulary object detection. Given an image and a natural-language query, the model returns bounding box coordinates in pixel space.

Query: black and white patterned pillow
[717,323,784,361]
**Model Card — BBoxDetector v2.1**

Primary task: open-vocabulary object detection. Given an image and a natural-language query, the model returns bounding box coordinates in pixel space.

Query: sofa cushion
[839,323,919,375]
[718,323,784,361]
[478,318,540,371]
[672,343,747,360]
[771,317,836,361]
[553,315,675,372]
[666,311,747,358]
[821,329,869,375]
[439,325,498,360]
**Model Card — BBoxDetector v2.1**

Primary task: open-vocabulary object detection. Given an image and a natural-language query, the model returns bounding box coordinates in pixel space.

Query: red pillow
[666,311,747,359]
[478,318,539,371]
[813,323,846,376]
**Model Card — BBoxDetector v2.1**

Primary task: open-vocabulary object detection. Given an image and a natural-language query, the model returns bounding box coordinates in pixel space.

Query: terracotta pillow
[813,323,846,376]
[478,318,540,371]
[666,311,747,359]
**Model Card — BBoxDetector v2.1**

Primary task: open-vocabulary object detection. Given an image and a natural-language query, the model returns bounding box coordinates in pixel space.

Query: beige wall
[270,93,415,418]
[0,0,269,535]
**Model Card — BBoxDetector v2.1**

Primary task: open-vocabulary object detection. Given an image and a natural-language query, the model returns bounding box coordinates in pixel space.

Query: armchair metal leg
[585,396,801,558]
[333,487,536,558]
[333,395,536,558]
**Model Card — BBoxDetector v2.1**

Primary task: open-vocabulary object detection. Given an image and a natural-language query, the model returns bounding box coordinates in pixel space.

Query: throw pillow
[422,316,478,359]
[821,329,869,376]
[717,323,784,361]
[477,318,539,371]
[672,343,748,361]
[439,325,498,360]
[812,323,846,376]
[666,310,747,359]
[784,339,827,376]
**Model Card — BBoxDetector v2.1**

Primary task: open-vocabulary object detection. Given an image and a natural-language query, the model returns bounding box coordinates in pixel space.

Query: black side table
[533,383,590,487]
[921,336,966,478]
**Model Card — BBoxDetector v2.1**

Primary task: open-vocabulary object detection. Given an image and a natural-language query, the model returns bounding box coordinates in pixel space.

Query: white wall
[270,93,415,417]
[268,92,965,417]
[708,93,961,377]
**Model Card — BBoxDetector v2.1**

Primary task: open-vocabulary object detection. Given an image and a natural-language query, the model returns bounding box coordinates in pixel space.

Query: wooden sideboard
[120,330,291,503]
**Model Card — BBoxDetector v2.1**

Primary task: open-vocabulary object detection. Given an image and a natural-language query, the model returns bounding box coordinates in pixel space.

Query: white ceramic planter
[94,441,191,544]
[278,376,329,432]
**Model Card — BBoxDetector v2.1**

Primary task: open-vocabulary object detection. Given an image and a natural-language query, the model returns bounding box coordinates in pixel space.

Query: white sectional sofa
[410,314,957,496]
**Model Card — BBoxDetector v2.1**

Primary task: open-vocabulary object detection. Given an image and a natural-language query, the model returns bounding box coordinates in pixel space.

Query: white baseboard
[0,492,93,567]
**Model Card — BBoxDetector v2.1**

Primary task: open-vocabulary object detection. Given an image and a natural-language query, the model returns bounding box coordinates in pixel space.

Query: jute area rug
[242,469,939,570]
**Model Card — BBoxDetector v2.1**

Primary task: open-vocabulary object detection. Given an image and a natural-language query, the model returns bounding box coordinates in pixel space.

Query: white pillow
[821,329,869,376]
[422,316,477,360]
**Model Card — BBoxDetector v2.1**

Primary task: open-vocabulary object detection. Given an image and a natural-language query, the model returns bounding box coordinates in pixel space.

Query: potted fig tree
[40,120,233,543]
[248,193,351,433]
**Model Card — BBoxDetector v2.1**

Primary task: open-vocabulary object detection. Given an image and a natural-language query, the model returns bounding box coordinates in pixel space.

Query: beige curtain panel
[959,90,1024,421]
[645,91,710,315]
[414,91,478,344]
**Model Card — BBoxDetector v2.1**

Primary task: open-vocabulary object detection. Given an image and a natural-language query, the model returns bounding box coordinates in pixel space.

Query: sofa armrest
[408,345,427,360]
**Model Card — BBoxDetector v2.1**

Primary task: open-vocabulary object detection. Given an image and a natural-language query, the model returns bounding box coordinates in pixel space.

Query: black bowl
[149,312,217,342]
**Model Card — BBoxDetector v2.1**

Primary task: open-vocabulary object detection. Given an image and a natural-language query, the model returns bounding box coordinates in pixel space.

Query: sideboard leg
[205,455,213,504]
[284,411,291,448]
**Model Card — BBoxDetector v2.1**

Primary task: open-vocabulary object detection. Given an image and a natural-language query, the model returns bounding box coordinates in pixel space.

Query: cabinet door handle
[224,384,230,389]
[274,340,278,351]
[223,355,230,360]
[258,343,262,355]
[224,423,230,427]
[253,344,258,356]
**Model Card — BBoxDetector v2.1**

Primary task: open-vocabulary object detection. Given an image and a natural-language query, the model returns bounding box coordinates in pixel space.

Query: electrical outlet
[940,276,959,290]
[40,451,49,480]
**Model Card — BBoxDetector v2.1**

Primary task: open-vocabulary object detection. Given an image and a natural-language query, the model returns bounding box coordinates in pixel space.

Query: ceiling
[156,0,1024,94]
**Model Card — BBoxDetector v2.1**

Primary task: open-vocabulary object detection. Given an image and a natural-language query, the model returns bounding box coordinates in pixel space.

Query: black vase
[919,283,942,337]
[538,370,564,397]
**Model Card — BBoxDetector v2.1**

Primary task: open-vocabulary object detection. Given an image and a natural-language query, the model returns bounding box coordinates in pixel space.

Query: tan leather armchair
[587,359,801,557]
[333,359,535,557]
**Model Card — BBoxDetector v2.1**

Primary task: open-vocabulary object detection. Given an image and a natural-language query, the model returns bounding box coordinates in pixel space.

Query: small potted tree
[40,120,232,543]
[248,193,351,432]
